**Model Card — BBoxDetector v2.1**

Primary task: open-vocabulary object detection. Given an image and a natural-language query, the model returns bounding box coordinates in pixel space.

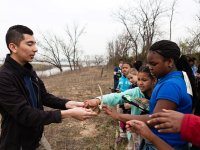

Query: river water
[36,67,70,77]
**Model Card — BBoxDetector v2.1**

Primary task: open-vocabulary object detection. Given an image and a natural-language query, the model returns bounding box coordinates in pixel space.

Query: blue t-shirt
[117,75,132,92]
[149,71,192,147]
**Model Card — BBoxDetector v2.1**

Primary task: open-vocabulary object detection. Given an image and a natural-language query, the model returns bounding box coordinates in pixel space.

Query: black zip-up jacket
[0,55,69,150]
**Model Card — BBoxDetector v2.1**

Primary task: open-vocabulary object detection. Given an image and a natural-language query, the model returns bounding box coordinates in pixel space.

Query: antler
[98,84,103,109]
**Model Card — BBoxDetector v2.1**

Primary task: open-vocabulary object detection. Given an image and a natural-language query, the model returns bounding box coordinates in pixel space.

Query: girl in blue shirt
[102,40,197,150]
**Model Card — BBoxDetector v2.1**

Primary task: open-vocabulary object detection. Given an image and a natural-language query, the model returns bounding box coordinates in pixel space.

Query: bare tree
[137,0,165,57]
[169,0,178,40]
[75,49,83,70]
[37,33,63,72]
[179,39,198,55]
[107,33,132,65]
[59,40,73,71]
[179,0,200,54]
[36,24,85,72]
[115,0,166,60]
[179,30,200,55]
[191,31,200,50]
[107,40,115,64]
[65,24,85,70]
[94,55,104,66]
[116,10,139,60]
[84,55,91,67]
[195,0,200,47]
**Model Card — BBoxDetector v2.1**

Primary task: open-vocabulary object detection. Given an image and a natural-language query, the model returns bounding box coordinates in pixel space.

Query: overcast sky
[0,0,199,59]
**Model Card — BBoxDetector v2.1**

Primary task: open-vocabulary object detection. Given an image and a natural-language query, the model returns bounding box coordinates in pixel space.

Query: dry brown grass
[42,66,126,150]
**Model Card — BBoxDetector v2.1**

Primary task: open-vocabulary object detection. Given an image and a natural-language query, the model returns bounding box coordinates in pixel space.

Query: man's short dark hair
[6,25,33,50]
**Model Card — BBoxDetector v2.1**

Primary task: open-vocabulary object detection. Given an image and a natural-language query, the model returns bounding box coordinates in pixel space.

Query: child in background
[102,40,197,150]
[113,60,123,90]
[124,68,138,113]
[117,62,132,92]
[188,57,198,77]
[126,67,151,150]
[116,62,132,143]
[84,66,156,150]
[127,68,138,88]
[125,67,139,150]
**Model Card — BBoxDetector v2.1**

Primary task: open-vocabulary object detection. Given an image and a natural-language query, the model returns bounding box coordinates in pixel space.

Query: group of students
[85,64,156,149]
[85,40,200,150]
[113,61,136,145]
[0,24,200,150]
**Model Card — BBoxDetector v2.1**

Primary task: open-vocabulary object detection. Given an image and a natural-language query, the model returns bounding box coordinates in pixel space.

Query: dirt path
[42,67,120,150]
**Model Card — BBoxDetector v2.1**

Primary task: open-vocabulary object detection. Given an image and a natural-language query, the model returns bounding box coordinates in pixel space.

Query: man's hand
[65,101,84,109]
[147,109,184,133]
[84,99,100,109]
[61,107,97,121]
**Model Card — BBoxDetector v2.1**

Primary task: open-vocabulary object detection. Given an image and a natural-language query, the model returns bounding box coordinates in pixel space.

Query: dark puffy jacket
[0,55,69,150]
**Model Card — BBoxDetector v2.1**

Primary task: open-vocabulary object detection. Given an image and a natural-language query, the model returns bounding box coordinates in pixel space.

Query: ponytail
[176,55,197,109]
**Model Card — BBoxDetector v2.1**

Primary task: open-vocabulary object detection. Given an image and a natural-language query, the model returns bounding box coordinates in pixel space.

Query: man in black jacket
[0,25,97,150]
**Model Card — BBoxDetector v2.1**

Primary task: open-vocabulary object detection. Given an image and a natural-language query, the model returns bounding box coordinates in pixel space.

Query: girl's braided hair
[149,40,197,108]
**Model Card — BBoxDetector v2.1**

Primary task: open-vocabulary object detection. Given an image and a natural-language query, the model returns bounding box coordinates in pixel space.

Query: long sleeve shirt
[97,87,145,115]
[181,114,200,147]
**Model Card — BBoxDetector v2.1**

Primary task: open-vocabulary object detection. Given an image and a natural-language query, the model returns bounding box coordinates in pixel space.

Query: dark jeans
[114,79,119,89]
[139,139,189,150]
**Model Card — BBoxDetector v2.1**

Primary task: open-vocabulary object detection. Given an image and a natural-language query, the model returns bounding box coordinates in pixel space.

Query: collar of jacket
[4,54,36,77]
